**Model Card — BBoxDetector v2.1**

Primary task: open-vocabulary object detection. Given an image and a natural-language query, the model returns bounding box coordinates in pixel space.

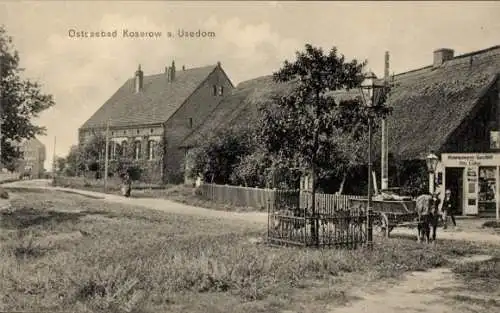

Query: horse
[414,194,439,243]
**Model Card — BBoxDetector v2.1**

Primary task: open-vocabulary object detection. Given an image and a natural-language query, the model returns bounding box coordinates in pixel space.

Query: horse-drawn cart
[349,196,417,238]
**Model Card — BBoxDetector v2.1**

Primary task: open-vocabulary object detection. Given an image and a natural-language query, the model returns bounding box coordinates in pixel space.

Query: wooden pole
[52,136,56,175]
[0,56,3,169]
[381,51,390,191]
[496,166,499,221]
[104,120,110,191]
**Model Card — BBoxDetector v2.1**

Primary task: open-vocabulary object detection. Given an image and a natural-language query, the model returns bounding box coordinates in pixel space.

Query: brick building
[16,137,46,178]
[79,61,234,183]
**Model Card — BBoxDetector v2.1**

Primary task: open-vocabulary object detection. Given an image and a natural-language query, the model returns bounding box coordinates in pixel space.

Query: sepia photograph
[0,1,499,312]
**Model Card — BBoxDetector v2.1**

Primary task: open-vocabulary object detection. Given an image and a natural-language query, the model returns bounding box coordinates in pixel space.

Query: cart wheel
[373,213,387,234]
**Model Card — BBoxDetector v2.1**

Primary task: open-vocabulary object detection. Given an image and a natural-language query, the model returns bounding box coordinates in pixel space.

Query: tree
[3,156,22,172]
[55,157,67,174]
[258,44,391,245]
[188,127,254,184]
[0,26,55,165]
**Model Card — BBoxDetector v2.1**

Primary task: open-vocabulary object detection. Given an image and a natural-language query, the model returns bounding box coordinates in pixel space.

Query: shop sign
[442,153,500,167]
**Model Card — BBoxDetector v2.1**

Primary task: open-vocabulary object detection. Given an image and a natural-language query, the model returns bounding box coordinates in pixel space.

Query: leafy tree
[258,44,391,245]
[3,156,22,172]
[64,145,85,176]
[55,157,67,174]
[188,128,254,184]
[0,26,55,165]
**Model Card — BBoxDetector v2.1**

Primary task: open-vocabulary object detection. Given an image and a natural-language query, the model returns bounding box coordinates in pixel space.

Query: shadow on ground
[0,207,117,230]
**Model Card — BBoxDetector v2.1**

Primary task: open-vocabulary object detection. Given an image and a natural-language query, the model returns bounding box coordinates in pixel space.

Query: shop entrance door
[445,167,464,215]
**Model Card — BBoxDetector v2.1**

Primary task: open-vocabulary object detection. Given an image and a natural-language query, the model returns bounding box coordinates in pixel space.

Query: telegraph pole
[381,51,390,191]
[104,120,110,191]
[52,136,56,175]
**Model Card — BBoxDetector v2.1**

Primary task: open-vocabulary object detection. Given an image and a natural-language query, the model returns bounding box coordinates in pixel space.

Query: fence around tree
[199,183,369,248]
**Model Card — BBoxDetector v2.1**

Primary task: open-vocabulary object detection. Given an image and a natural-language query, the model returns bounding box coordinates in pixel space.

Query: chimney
[433,48,454,68]
[135,64,144,93]
[217,61,221,67]
[170,61,176,81]
[165,66,171,82]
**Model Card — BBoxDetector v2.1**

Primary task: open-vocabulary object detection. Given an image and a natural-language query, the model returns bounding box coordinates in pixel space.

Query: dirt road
[329,255,499,313]
[4,179,499,244]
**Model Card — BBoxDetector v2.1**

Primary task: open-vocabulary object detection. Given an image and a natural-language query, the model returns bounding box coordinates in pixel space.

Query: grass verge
[0,188,498,313]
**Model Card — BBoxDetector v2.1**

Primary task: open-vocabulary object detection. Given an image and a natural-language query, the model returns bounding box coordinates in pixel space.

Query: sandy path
[329,255,497,313]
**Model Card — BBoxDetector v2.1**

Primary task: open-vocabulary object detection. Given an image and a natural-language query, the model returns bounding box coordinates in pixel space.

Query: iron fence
[268,191,372,248]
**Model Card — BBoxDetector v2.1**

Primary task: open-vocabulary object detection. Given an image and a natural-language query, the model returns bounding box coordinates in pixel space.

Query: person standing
[441,189,457,229]
[121,171,132,197]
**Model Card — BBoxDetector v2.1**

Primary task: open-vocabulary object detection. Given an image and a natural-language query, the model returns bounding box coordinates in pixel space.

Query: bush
[88,162,99,172]
[126,166,142,181]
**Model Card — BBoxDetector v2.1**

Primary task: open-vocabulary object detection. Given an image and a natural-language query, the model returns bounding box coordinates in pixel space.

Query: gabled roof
[80,64,219,129]
[181,75,296,147]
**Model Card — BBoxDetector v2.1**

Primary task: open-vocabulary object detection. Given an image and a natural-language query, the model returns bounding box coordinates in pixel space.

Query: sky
[1,1,499,170]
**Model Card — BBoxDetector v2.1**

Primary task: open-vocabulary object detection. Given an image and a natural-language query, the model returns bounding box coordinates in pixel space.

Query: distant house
[79,61,234,183]
[16,137,46,178]
[183,45,500,217]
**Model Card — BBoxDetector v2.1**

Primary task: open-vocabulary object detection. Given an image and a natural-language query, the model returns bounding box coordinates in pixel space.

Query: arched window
[218,86,224,96]
[148,140,157,160]
[212,85,217,96]
[111,142,121,159]
[134,140,142,160]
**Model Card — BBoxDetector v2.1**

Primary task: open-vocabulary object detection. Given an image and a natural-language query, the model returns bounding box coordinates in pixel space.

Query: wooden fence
[199,183,363,212]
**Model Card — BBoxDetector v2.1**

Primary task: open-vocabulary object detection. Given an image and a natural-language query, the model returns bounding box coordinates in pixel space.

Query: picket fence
[199,183,363,212]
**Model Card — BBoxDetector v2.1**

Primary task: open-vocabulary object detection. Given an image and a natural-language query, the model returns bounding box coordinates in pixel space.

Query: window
[134,140,142,160]
[150,129,154,133]
[137,129,140,134]
[148,140,157,160]
[218,86,223,96]
[121,141,128,157]
[490,131,499,149]
[212,85,217,96]
[113,142,122,159]
[188,118,193,128]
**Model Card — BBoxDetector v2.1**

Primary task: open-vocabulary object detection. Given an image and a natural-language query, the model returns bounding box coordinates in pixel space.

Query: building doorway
[445,167,464,215]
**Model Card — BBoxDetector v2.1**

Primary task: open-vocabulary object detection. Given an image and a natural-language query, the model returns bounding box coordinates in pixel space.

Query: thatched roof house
[181,75,295,148]
[377,45,500,160]
[182,45,500,162]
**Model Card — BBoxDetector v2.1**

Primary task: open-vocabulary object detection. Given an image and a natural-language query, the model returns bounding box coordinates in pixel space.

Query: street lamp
[359,71,387,248]
[426,153,439,194]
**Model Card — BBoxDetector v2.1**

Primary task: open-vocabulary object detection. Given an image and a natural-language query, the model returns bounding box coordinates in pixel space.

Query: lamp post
[359,71,387,248]
[426,153,439,194]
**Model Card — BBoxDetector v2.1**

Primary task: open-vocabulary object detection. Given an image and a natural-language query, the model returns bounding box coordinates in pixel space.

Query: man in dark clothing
[441,189,457,229]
